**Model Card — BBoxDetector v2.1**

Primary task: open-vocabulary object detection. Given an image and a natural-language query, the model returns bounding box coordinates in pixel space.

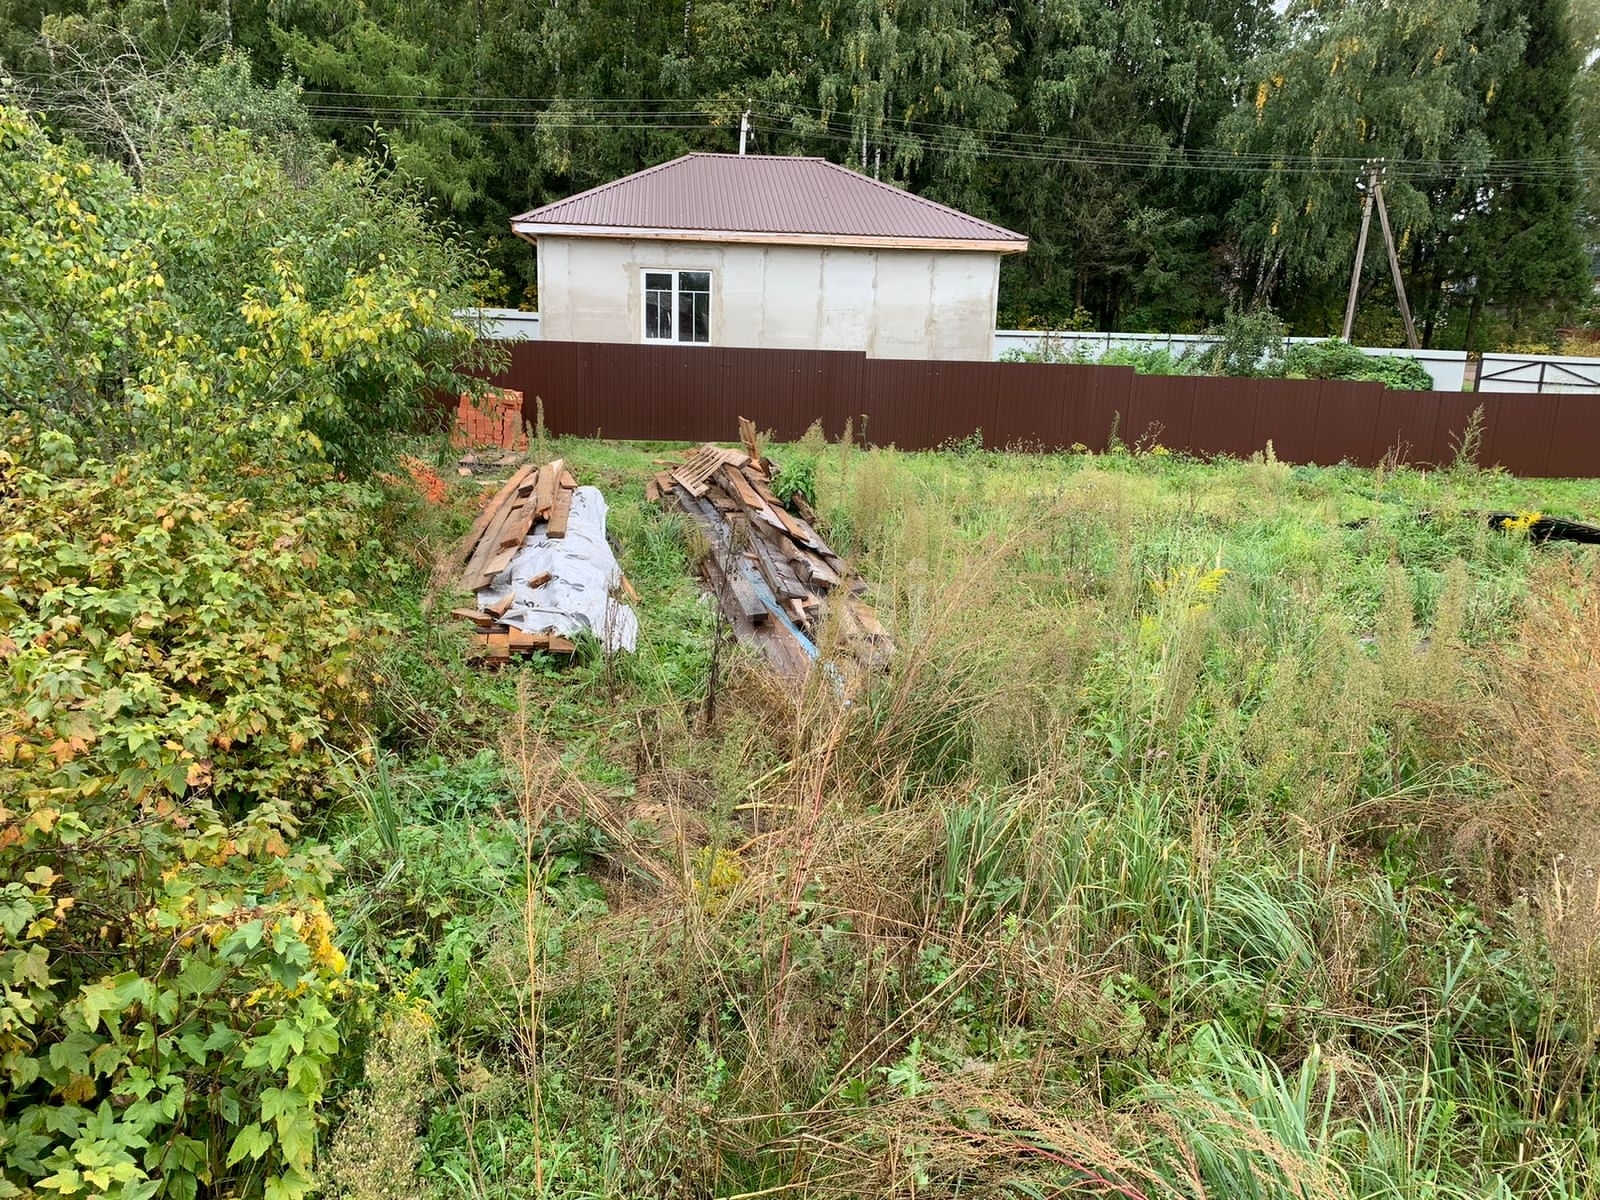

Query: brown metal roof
[510,154,1026,251]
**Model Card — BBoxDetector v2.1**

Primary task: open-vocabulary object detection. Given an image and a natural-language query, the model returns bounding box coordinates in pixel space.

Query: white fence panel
[1477,354,1600,394]
[459,307,542,340]
[993,331,1466,391]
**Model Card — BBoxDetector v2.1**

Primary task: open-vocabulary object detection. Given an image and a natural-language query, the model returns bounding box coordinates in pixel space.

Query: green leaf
[225,1122,272,1167]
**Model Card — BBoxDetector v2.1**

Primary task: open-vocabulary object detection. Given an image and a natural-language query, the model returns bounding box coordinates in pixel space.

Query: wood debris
[653,424,892,679]
[454,458,570,593]
[449,459,626,666]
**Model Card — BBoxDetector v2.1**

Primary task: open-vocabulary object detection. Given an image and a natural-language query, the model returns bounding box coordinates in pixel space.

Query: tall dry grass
[410,447,1600,1199]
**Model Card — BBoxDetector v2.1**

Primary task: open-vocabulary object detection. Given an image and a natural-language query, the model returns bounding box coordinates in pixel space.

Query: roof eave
[510,219,1028,255]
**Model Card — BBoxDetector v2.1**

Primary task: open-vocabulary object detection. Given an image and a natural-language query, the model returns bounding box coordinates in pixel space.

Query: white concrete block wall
[527,235,1000,360]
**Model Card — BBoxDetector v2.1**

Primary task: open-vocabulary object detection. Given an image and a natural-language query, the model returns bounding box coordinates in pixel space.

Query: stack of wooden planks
[449,606,577,663]
[650,421,892,679]
[449,458,580,664]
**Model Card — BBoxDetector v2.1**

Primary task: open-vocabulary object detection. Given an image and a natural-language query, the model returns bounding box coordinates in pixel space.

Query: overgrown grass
[330,435,1600,1200]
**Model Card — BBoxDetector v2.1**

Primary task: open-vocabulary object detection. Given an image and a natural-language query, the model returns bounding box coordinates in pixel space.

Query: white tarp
[477,486,639,652]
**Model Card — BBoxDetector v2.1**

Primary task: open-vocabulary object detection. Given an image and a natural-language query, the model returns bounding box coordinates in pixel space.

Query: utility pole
[1341,160,1421,350]
[1372,168,1421,350]
[739,104,751,156]
[1340,167,1375,341]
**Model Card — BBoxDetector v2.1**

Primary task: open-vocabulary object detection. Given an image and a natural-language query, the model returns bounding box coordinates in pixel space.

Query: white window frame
[641,268,712,345]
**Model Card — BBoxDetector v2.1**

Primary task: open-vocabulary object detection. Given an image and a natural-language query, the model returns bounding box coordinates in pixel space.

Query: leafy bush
[1001,339,1192,375]
[1188,306,1288,377]
[770,455,818,509]
[0,441,382,1198]
[0,78,489,1200]
[1285,339,1434,390]
[0,97,489,478]
[1100,345,1192,375]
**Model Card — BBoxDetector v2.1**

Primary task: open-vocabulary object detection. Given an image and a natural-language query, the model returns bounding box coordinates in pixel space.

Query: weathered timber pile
[650,423,891,679]
[448,459,638,665]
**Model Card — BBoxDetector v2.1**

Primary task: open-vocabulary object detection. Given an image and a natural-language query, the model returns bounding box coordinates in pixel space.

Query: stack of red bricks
[452,388,527,451]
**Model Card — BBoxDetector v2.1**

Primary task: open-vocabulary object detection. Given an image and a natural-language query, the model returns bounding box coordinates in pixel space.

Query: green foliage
[0,96,486,477]
[0,447,381,811]
[769,455,818,510]
[1001,338,1193,375]
[339,435,1600,1199]
[1189,306,1288,377]
[0,447,379,1199]
[1453,0,1591,339]
[6,1,1589,338]
[1285,340,1435,389]
[1100,345,1192,376]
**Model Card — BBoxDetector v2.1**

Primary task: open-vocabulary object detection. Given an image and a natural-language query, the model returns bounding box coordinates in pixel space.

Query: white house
[510,153,1028,361]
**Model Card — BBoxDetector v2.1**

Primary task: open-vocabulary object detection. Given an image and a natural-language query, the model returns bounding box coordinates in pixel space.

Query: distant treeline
[5,0,1595,346]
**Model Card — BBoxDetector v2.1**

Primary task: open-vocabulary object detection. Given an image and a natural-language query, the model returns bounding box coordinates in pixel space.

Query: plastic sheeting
[477,487,639,652]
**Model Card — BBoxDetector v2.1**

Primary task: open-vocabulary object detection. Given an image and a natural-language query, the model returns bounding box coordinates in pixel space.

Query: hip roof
[511,153,1027,252]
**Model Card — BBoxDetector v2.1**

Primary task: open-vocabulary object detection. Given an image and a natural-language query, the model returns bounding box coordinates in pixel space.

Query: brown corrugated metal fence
[483,341,1600,478]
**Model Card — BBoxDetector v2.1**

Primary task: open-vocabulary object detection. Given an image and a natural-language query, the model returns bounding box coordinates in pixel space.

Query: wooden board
[476,540,523,587]
[749,535,809,602]
[532,458,562,520]
[718,463,772,515]
[469,627,578,661]
[670,445,724,497]
[448,463,534,579]
[491,499,531,549]
[745,470,832,552]
[679,489,767,624]
[455,464,537,589]
[739,416,762,468]
[841,595,887,639]
[547,485,574,538]
[802,553,842,590]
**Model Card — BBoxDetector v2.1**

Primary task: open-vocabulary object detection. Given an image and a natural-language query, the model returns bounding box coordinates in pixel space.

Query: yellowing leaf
[58,1074,97,1103]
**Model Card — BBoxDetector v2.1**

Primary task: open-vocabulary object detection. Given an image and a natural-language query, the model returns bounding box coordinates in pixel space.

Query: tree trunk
[1464,292,1484,352]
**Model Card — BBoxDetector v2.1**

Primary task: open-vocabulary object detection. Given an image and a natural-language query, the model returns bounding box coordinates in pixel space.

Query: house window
[643,270,711,344]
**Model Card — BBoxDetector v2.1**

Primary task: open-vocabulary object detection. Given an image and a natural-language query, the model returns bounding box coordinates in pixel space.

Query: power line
[291,91,1584,182]
[292,88,1582,173]
[12,69,1584,182]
